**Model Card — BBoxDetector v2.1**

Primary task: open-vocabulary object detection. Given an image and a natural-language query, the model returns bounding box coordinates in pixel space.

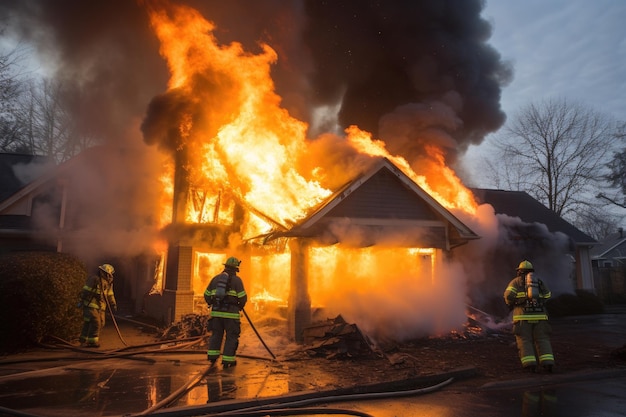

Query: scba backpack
[214,273,231,305]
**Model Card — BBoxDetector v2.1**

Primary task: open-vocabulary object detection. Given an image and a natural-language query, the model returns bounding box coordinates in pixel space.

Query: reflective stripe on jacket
[204,271,247,320]
[81,275,116,310]
[504,276,551,322]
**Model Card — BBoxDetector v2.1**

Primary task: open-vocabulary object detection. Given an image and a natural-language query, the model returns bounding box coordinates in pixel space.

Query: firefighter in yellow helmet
[78,264,117,348]
[204,256,247,368]
[504,260,555,372]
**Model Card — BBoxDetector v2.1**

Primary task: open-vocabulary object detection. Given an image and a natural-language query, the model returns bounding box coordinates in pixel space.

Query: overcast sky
[464,0,626,183]
[2,0,624,188]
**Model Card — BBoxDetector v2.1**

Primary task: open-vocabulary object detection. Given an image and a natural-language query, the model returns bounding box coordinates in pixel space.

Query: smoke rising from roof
[1,0,511,158]
[302,0,512,161]
[2,0,585,341]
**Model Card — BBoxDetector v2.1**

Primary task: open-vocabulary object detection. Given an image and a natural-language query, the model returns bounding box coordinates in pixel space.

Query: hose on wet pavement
[210,377,454,417]
[242,308,276,360]
[0,405,45,417]
[136,377,455,417]
[105,293,128,346]
[134,365,214,416]
[214,408,375,417]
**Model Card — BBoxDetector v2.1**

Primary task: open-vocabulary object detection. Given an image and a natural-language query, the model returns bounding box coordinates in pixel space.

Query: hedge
[0,251,87,353]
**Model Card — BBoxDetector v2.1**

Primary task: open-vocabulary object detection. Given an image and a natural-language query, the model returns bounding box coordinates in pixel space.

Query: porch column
[163,244,194,323]
[288,239,311,343]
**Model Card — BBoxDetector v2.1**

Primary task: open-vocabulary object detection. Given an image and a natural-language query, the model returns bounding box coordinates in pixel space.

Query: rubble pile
[159,314,210,340]
[303,315,378,359]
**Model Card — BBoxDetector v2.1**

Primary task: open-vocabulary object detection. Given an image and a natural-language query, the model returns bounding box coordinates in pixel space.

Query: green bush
[546,289,605,317]
[0,251,87,353]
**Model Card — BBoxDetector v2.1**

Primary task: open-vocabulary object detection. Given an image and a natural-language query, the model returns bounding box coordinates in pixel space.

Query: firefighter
[204,256,248,368]
[504,260,555,372]
[78,264,117,348]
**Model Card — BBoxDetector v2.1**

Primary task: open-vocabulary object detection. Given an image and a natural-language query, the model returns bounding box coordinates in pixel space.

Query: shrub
[0,251,87,353]
[546,289,605,318]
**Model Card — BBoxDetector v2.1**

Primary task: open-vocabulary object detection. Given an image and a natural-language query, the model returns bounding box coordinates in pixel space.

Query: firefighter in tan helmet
[504,260,555,372]
[78,264,117,348]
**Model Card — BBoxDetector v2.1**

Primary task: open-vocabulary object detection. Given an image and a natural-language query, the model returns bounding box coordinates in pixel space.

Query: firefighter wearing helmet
[204,256,247,368]
[78,264,117,348]
[504,260,555,372]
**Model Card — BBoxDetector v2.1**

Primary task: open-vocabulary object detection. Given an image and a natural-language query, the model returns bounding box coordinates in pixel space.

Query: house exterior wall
[592,265,626,303]
[576,246,595,291]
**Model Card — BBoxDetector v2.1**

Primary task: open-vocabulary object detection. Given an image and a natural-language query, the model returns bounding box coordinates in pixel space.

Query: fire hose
[242,307,276,360]
[127,377,455,417]
[104,294,128,346]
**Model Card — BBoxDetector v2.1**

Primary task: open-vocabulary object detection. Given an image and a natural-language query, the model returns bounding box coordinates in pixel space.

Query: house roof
[0,147,118,215]
[472,189,596,245]
[269,158,479,249]
[589,230,626,260]
[0,153,54,202]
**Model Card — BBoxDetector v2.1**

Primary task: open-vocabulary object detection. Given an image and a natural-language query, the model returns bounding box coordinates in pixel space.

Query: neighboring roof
[472,189,596,245]
[0,153,54,202]
[270,158,479,249]
[590,230,626,260]
[0,147,113,214]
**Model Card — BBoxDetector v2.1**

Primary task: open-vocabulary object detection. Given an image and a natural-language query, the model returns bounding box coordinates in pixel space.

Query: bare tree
[602,122,626,210]
[12,78,100,162]
[0,46,28,151]
[17,78,70,161]
[490,98,619,223]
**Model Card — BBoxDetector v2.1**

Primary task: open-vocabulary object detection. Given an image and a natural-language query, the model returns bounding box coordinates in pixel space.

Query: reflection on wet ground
[327,376,626,417]
[1,306,625,416]
[0,354,308,416]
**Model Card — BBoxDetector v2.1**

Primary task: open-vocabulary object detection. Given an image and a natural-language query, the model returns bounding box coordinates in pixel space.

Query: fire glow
[146,2,481,339]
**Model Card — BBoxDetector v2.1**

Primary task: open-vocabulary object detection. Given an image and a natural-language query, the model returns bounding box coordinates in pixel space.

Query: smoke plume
[1,0,512,154]
[3,1,582,343]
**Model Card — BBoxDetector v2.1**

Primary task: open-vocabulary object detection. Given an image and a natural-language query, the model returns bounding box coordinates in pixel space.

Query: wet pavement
[323,374,626,417]
[0,307,625,417]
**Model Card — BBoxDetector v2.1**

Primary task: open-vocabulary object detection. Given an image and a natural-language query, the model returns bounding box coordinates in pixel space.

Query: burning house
[142,156,480,341]
[2,1,592,344]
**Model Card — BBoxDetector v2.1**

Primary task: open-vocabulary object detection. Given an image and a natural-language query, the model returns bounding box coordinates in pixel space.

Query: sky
[464,0,626,183]
[0,0,611,324]
[1,0,624,189]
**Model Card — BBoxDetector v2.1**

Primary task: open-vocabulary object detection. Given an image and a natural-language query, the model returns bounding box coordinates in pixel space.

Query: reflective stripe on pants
[79,307,105,344]
[207,317,241,363]
[513,320,555,367]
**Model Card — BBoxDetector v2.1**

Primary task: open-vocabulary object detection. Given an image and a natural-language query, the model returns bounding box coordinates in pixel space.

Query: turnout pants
[207,317,241,364]
[80,307,106,344]
[513,320,555,367]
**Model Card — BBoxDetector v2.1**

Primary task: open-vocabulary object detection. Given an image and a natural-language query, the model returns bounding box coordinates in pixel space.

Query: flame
[346,125,477,214]
[145,2,481,338]
[146,2,477,235]
[146,3,331,237]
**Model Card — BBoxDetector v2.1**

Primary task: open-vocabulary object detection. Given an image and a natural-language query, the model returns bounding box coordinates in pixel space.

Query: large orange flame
[147,3,477,236]
[145,2,482,339]
[147,3,331,237]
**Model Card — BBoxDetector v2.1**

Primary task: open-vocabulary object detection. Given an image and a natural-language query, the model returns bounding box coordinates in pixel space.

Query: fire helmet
[99,264,115,276]
[516,260,534,271]
[224,256,242,268]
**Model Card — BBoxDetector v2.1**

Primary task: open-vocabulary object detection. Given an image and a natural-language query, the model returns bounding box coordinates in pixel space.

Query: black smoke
[0,0,515,273]
[302,0,512,162]
[1,0,512,160]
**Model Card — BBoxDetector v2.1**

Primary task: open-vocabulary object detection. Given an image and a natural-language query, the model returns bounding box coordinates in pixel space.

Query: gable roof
[472,189,596,245]
[590,230,626,260]
[0,153,54,202]
[269,158,479,249]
